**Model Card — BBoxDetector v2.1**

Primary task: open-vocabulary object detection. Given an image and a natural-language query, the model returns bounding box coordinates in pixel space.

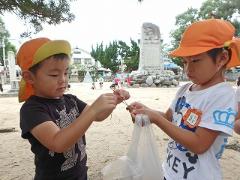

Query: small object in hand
[110,83,117,90]
[126,105,132,111]
[111,87,129,107]
[121,98,129,107]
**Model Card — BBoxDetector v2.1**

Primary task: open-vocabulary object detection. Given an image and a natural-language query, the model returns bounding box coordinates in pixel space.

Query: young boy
[128,19,240,179]
[17,37,130,180]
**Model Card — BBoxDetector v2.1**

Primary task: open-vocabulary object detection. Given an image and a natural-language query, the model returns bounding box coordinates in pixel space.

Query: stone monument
[138,22,163,75]
[8,51,19,92]
[69,68,79,82]
[130,22,179,88]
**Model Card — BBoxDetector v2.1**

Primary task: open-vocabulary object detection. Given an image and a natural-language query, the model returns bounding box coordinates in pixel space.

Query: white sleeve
[170,83,191,111]
[199,87,237,136]
[236,86,240,102]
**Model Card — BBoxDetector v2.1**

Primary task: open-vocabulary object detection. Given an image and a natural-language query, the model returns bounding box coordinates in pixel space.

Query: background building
[70,47,111,82]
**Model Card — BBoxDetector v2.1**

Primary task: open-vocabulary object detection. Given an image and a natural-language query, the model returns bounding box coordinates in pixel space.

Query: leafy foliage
[0,18,16,66]
[169,0,240,66]
[91,41,120,73]
[91,39,140,73]
[199,0,240,36]
[0,0,75,36]
[120,39,140,71]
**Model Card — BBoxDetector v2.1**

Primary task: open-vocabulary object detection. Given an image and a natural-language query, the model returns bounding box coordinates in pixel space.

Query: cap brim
[170,45,240,69]
[170,46,222,57]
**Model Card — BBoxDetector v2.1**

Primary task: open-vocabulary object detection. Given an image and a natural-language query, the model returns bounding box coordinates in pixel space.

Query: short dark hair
[206,47,232,67]
[237,76,240,86]
[29,53,69,74]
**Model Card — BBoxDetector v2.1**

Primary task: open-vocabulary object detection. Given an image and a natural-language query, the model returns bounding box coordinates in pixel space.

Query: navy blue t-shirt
[20,94,88,180]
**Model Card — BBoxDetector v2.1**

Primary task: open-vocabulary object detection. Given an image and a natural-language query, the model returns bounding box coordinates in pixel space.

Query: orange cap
[170,19,240,68]
[17,37,71,102]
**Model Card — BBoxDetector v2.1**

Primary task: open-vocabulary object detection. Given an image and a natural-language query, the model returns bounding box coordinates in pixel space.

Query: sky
[2,0,205,52]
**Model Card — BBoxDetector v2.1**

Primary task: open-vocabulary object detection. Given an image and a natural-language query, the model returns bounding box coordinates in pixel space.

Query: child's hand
[234,119,240,135]
[127,102,157,123]
[113,89,130,104]
[126,102,146,123]
[90,93,118,121]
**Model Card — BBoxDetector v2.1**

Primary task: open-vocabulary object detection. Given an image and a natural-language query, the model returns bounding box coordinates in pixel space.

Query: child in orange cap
[128,19,240,179]
[234,76,240,134]
[17,37,130,180]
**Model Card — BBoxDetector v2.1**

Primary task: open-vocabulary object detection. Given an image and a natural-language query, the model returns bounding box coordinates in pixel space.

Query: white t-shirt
[236,86,240,103]
[163,82,237,180]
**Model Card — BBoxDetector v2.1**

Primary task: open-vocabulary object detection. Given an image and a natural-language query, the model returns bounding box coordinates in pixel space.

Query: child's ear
[221,50,229,61]
[22,71,34,84]
[217,50,229,68]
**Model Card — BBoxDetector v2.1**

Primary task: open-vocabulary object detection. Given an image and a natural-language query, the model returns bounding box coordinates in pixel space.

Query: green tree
[120,39,140,71]
[91,42,105,66]
[91,39,140,73]
[169,0,240,67]
[0,18,16,66]
[91,41,120,73]
[199,0,240,36]
[103,41,120,73]
[0,0,75,36]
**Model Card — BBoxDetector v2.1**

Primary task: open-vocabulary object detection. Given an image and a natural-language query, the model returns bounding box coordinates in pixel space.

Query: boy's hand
[113,89,130,104]
[90,93,118,121]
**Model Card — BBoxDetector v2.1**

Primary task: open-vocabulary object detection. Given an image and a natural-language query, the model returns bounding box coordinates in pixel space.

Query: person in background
[17,37,130,180]
[110,77,120,90]
[234,76,240,134]
[114,77,121,88]
[0,71,3,92]
[126,75,132,87]
[98,76,104,89]
[128,19,240,179]
[91,82,96,90]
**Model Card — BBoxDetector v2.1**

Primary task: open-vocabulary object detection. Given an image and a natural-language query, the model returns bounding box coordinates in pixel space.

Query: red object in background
[114,78,120,84]
[126,77,132,86]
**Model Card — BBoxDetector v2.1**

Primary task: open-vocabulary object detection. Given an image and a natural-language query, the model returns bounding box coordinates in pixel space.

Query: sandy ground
[0,82,240,180]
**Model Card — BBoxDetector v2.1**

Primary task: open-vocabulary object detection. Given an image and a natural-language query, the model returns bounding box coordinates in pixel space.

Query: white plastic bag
[101,114,163,180]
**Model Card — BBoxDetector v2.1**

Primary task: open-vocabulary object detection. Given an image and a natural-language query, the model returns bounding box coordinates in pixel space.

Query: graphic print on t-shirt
[167,96,199,179]
[173,96,198,151]
[47,105,87,172]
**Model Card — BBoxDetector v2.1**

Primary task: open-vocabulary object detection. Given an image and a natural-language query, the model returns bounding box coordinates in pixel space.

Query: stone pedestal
[8,51,19,93]
[138,22,163,75]
[7,80,19,93]
[11,80,19,90]
[69,74,79,82]
[130,23,179,88]
[69,68,79,82]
